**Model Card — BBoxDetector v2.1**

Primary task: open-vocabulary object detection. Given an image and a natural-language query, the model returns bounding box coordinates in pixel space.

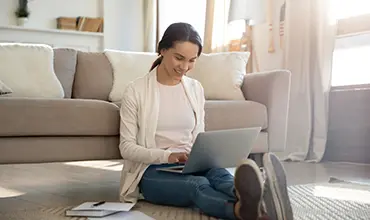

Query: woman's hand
[168,152,189,163]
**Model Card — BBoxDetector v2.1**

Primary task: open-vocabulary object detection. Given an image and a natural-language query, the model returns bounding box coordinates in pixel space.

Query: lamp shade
[228,0,266,25]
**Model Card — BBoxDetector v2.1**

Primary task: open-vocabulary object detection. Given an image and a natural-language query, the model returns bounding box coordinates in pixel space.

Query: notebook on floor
[65,202,135,217]
[87,211,155,220]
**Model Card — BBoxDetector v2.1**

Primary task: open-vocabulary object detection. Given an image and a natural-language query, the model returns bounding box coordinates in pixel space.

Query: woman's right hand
[168,152,189,163]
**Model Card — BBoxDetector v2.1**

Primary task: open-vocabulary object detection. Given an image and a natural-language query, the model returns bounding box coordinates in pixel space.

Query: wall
[103,0,145,51]
[0,0,103,29]
[0,0,145,52]
[252,0,286,72]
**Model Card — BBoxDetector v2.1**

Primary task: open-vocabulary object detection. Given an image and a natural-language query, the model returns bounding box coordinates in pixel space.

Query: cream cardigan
[118,67,205,203]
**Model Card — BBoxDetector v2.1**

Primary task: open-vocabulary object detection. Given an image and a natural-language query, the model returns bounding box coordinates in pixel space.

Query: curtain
[275,0,337,162]
[143,0,158,52]
[203,0,231,53]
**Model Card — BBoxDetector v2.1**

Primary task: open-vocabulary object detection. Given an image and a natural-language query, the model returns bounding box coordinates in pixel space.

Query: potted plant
[15,0,30,26]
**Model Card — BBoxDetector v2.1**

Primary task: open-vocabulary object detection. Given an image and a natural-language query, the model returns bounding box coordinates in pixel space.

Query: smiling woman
[117,21,293,220]
[156,41,199,85]
[149,22,203,86]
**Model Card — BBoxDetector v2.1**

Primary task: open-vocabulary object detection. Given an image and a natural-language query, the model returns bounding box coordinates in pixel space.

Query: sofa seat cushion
[0,98,119,136]
[205,100,267,131]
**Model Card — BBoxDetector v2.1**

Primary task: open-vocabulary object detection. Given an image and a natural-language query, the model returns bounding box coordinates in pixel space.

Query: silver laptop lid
[182,127,261,173]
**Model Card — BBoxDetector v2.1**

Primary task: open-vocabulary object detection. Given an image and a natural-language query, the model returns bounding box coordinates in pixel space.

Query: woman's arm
[197,81,206,133]
[119,85,172,164]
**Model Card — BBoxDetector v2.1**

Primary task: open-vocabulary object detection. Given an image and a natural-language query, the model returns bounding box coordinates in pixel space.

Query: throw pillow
[104,50,158,102]
[0,79,12,95]
[72,51,114,101]
[186,52,250,100]
[0,43,64,98]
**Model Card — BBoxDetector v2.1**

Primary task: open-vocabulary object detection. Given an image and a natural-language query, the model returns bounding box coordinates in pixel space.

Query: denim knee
[207,167,229,175]
[188,176,210,191]
[190,176,209,185]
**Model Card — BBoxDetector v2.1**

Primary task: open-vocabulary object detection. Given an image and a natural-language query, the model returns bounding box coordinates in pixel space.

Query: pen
[92,201,106,207]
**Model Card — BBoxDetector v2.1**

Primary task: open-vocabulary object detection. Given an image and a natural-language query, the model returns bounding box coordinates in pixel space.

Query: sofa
[0,45,291,164]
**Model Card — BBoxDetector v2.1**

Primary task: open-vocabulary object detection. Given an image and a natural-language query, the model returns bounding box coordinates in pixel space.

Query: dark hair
[150,22,203,71]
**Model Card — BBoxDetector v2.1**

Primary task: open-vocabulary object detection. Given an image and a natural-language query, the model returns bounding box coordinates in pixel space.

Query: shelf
[0,25,104,37]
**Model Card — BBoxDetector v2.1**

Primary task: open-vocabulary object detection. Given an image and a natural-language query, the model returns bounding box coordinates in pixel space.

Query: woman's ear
[159,48,168,57]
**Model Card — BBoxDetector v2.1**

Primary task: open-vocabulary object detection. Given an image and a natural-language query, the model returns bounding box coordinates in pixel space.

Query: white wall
[0,0,103,29]
[0,0,145,52]
[103,0,145,52]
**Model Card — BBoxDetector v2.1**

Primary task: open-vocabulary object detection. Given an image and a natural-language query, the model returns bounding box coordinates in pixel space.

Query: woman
[118,22,293,220]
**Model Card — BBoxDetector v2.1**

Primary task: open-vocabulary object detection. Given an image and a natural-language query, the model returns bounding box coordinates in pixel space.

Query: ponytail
[150,56,163,71]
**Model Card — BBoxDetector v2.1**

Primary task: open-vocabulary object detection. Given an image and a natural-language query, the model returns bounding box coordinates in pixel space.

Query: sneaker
[234,159,264,220]
[260,173,282,220]
[262,153,294,220]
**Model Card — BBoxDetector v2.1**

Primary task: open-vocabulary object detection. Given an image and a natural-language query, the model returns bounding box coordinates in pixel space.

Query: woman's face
[160,41,199,81]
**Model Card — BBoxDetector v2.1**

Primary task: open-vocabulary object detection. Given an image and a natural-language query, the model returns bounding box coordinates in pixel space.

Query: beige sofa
[0,48,291,164]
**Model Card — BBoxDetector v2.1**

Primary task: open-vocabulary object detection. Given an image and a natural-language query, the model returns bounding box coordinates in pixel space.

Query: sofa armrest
[242,70,291,152]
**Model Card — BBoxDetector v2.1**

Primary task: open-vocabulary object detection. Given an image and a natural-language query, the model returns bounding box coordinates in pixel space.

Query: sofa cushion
[72,51,113,101]
[0,43,64,98]
[0,98,119,136]
[204,100,267,131]
[104,50,158,103]
[53,48,77,98]
[186,52,250,100]
[112,100,267,131]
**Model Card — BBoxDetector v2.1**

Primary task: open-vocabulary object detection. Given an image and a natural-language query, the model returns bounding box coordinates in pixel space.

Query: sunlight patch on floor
[314,185,370,204]
[63,160,123,171]
[0,186,25,198]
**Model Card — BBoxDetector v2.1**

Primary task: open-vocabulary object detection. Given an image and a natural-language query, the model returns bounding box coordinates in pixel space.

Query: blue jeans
[139,164,237,220]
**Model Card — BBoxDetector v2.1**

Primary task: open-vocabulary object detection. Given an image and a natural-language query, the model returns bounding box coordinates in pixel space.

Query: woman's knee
[188,176,211,190]
[206,168,231,178]
[208,167,229,175]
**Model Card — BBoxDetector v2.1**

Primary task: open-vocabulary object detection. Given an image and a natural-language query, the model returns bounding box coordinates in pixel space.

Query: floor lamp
[228,0,266,73]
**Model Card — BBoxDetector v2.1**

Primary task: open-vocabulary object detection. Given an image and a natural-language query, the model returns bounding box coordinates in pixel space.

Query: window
[158,0,207,41]
[331,35,370,86]
[329,0,370,21]
[330,0,370,86]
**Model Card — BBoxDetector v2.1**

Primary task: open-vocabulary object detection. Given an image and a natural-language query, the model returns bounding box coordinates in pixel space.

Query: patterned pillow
[0,79,12,95]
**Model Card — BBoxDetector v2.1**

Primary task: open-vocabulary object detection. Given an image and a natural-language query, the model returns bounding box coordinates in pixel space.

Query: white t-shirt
[155,82,196,153]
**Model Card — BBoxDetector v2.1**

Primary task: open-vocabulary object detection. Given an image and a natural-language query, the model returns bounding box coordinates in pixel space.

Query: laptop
[156,127,261,174]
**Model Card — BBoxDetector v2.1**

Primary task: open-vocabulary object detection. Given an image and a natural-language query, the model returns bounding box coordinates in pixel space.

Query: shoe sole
[234,159,264,220]
[263,153,293,220]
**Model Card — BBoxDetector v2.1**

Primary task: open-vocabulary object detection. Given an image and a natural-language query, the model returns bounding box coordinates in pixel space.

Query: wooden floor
[0,160,369,213]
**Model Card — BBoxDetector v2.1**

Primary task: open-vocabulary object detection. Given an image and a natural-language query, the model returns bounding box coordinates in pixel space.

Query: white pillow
[105,50,158,102]
[0,79,12,95]
[187,52,250,100]
[0,43,64,98]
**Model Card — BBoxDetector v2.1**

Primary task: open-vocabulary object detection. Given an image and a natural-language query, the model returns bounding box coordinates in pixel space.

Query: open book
[65,202,135,217]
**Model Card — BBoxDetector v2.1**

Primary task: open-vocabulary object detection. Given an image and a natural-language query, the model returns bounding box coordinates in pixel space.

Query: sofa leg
[248,153,263,167]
